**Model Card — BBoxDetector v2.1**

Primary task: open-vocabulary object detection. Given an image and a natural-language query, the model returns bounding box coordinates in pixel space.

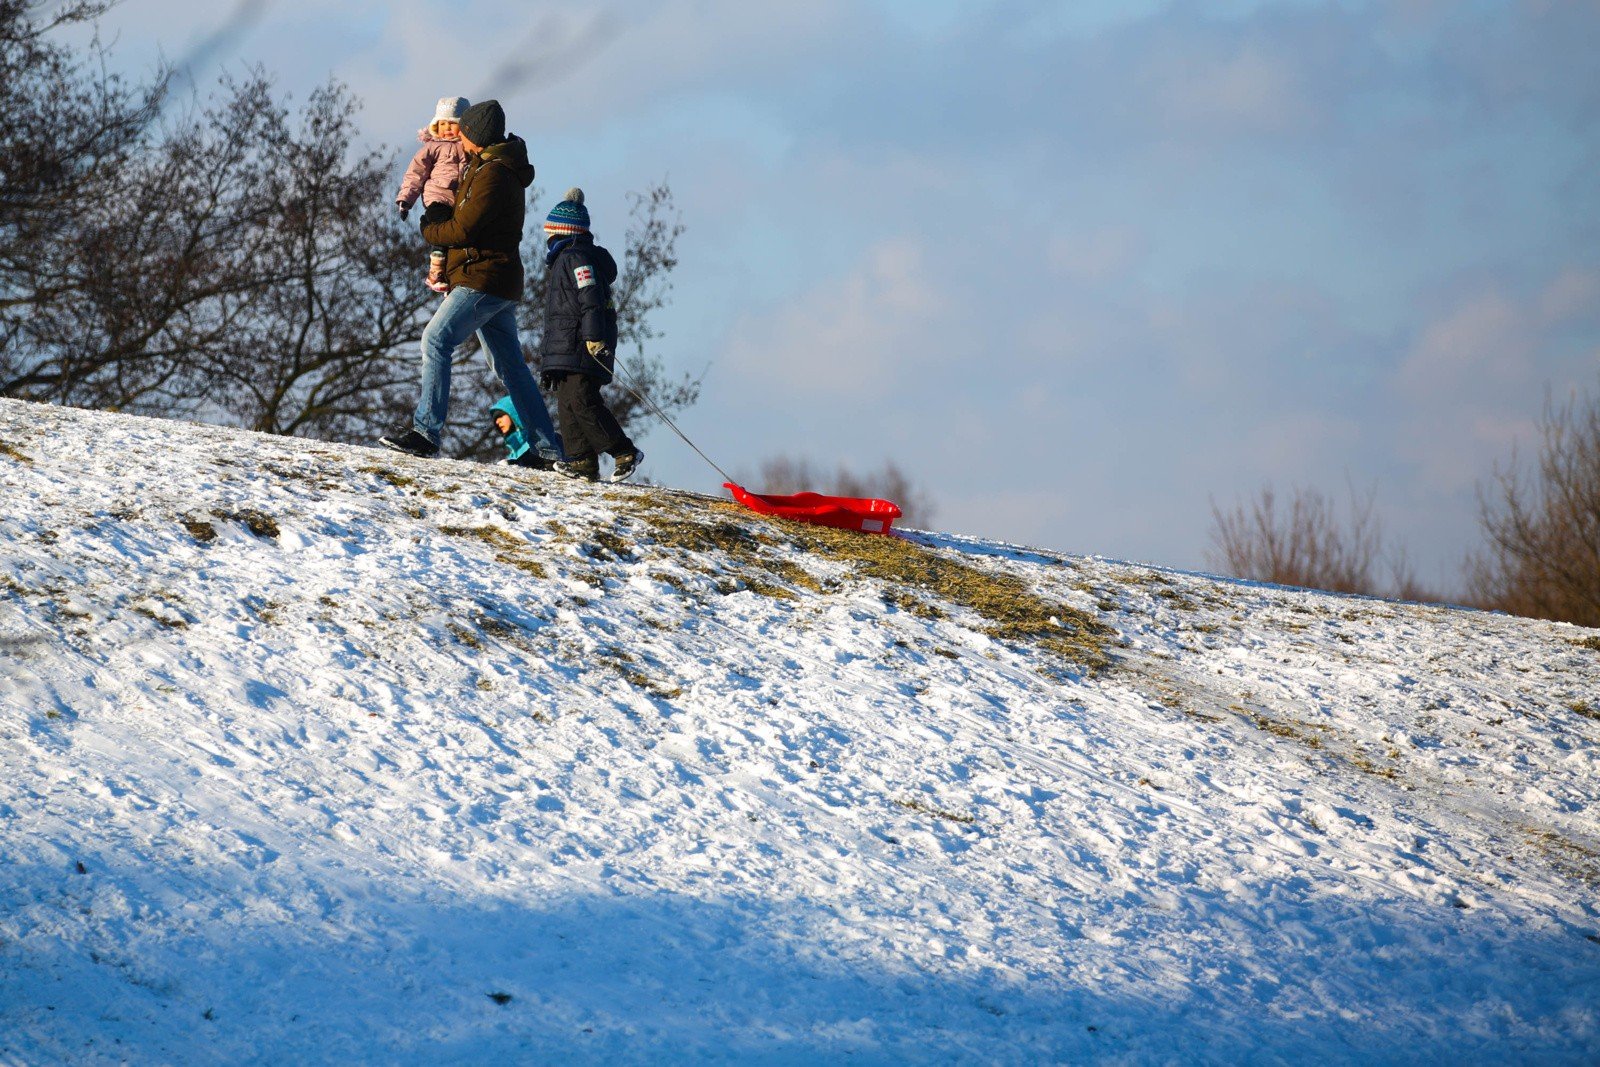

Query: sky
[72,0,1600,590]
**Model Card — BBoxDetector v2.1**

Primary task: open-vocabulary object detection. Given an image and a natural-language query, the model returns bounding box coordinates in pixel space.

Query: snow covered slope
[2,397,1598,1065]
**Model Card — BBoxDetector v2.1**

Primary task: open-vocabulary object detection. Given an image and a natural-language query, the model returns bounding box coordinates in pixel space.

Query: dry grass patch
[1234,706,1333,750]
[182,518,218,542]
[633,498,1113,670]
[883,587,947,621]
[894,796,977,825]
[596,647,683,700]
[132,596,191,629]
[792,522,1113,670]
[439,524,550,579]
[1522,826,1600,887]
[586,528,636,562]
[215,509,280,539]
[439,524,525,552]
[360,466,417,490]
[498,555,548,579]
[634,504,824,601]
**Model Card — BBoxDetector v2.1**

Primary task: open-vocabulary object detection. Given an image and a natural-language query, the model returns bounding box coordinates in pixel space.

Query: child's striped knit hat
[544,188,591,236]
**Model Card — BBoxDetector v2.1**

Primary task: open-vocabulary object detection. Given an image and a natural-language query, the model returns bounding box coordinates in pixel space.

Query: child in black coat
[537,188,642,483]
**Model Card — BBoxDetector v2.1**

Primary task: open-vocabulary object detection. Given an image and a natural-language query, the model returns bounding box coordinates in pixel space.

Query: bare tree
[0,0,169,388]
[171,75,432,439]
[0,2,159,219]
[1467,381,1600,627]
[746,456,937,529]
[1385,546,1438,606]
[1208,482,1409,596]
[3,12,701,459]
[8,70,431,440]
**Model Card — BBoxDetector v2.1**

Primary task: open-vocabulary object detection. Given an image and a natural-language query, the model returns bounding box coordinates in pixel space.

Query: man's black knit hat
[459,99,506,147]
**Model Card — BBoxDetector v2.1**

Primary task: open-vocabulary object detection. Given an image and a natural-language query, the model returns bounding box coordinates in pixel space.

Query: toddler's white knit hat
[432,96,469,125]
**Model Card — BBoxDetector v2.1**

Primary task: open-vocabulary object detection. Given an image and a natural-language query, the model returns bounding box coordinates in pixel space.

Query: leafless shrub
[1207,482,1435,600]
[1466,381,1600,627]
[1385,547,1440,605]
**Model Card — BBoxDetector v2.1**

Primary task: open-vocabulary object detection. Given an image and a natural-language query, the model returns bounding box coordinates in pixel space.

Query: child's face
[436,120,459,139]
[494,413,514,435]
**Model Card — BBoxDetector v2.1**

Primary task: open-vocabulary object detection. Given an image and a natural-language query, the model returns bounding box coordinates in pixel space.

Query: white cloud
[1146,280,1351,395]
[1143,36,1316,137]
[1538,268,1600,324]
[1237,411,1366,483]
[1396,291,1528,397]
[1397,268,1599,403]
[720,236,952,396]
[1392,272,1599,492]
[1045,226,1148,283]
[487,0,859,132]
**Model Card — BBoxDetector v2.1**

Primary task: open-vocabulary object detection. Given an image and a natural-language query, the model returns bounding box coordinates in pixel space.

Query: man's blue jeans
[413,286,563,461]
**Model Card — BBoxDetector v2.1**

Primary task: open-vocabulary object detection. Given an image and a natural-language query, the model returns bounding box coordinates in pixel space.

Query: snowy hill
[2,396,1598,1065]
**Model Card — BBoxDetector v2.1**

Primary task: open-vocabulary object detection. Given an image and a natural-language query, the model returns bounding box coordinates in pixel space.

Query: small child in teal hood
[491,396,556,469]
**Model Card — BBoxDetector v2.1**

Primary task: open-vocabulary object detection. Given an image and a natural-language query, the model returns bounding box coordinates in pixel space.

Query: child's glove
[397,203,410,221]
[585,341,610,358]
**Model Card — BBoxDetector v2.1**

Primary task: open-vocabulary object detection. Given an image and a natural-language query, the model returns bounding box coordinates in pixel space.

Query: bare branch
[1207,481,1413,598]
[1467,379,1600,626]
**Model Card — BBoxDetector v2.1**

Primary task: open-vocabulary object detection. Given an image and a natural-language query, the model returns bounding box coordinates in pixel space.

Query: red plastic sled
[723,482,902,536]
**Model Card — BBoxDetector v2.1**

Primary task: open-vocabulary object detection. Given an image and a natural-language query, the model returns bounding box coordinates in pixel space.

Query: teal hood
[491,396,530,461]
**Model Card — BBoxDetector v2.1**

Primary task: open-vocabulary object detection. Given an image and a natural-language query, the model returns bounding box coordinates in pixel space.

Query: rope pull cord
[591,348,736,486]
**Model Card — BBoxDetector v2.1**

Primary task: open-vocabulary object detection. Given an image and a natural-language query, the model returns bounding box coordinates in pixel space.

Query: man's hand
[398,203,410,221]
[585,340,610,359]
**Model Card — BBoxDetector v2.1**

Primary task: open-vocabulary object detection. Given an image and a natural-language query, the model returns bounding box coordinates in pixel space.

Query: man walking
[380,99,562,465]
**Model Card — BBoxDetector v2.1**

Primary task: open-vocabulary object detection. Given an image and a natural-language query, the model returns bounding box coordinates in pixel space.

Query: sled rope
[591,350,735,485]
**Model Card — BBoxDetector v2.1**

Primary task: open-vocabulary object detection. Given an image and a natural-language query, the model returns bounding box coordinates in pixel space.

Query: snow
[2,396,1598,1064]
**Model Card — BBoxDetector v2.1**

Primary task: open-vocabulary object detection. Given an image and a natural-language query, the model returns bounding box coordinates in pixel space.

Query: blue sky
[86,0,1599,588]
